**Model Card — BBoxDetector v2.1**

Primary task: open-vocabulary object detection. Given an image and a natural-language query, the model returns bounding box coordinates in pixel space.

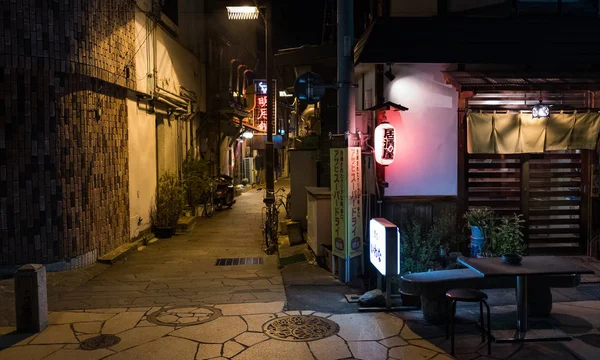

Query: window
[162,0,178,25]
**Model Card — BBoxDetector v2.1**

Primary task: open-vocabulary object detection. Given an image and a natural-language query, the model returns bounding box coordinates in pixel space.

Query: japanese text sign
[253,79,277,134]
[369,218,400,276]
[330,147,363,260]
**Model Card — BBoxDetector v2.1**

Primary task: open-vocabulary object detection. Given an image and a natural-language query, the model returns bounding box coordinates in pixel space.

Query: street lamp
[226,6,260,20]
[227,2,274,203]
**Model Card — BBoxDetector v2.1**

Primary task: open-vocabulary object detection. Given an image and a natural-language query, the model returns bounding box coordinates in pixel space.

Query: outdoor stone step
[177,216,197,232]
[98,239,145,264]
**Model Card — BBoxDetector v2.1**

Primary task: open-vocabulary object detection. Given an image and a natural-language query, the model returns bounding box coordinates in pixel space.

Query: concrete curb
[98,239,145,264]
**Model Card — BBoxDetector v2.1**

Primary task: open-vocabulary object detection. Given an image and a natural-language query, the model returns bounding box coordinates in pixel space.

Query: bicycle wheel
[204,197,214,218]
[264,216,271,249]
[285,192,291,217]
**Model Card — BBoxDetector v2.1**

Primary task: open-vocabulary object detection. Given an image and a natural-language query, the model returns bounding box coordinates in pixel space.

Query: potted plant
[485,214,526,259]
[151,171,185,238]
[182,151,212,216]
[463,208,493,258]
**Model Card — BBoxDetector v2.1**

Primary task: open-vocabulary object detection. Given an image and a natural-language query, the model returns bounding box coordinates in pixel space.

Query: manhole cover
[147,305,222,326]
[263,315,339,341]
[80,334,121,350]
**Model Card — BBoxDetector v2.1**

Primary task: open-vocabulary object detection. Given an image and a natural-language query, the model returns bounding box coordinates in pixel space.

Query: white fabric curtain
[467,111,600,154]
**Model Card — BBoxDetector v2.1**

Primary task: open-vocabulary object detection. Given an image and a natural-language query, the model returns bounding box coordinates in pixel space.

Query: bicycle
[200,178,215,218]
[274,187,291,219]
[262,190,279,254]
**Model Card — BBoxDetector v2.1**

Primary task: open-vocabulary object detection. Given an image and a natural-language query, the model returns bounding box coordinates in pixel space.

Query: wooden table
[458,256,593,342]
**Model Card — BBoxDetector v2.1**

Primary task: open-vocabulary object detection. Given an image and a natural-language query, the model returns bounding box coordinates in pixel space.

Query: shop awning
[467,111,600,154]
[355,16,600,65]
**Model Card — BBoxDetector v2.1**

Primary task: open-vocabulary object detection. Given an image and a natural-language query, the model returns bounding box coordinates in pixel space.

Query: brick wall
[0,0,135,265]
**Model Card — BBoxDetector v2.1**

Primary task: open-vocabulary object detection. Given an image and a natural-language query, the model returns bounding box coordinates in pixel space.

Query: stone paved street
[1,179,600,359]
[1,300,600,359]
[0,185,283,325]
[51,186,284,311]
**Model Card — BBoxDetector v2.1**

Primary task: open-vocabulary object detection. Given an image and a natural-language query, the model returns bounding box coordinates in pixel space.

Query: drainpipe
[229,59,240,97]
[243,69,253,107]
[243,69,252,96]
[237,64,246,102]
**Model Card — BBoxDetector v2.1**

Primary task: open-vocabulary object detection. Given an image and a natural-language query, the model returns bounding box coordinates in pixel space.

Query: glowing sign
[253,79,277,134]
[374,121,396,166]
[369,218,400,276]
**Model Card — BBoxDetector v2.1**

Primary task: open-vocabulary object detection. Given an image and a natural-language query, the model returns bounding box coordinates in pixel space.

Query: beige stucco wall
[127,98,157,239]
[128,0,205,239]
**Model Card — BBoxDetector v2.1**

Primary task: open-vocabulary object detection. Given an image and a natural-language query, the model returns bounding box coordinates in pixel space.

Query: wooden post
[521,153,531,253]
[581,150,592,255]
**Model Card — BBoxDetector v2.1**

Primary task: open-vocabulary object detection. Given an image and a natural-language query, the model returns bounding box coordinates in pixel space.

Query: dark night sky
[271,0,327,49]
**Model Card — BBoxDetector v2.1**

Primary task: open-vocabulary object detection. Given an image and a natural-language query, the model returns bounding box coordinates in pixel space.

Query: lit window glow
[226,6,260,20]
[374,121,396,166]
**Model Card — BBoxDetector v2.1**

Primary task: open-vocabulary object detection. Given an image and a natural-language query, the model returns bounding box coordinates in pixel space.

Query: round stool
[445,288,491,356]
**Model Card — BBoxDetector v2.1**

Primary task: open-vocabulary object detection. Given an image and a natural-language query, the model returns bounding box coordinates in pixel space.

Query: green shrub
[152,171,185,228]
[400,212,458,274]
[182,152,211,207]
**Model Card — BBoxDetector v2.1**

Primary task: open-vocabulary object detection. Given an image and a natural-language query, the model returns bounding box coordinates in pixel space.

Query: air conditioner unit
[243,157,255,184]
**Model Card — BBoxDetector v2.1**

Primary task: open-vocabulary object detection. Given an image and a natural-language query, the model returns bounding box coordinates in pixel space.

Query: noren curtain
[467,112,600,154]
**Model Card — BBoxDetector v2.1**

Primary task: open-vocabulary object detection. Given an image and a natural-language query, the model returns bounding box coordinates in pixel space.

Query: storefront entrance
[460,91,600,256]
[467,150,592,255]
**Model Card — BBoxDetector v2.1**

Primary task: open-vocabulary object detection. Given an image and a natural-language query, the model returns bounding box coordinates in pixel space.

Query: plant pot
[153,227,176,239]
[400,291,421,308]
[470,226,486,258]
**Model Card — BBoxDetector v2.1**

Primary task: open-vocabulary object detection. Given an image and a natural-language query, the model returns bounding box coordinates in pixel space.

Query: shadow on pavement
[282,261,363,314]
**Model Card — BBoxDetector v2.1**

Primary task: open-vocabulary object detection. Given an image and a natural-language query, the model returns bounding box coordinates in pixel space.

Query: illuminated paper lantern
[374,121,396,165]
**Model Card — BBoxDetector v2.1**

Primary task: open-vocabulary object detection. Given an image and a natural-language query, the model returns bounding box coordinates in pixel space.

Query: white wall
[127,99,157,239]
[382,64,458,196]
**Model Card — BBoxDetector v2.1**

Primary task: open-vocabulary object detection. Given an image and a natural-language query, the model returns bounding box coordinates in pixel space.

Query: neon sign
[253,79,277,134]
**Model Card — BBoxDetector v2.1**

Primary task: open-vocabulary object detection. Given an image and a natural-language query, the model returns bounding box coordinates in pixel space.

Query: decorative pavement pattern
[1,300,599,360]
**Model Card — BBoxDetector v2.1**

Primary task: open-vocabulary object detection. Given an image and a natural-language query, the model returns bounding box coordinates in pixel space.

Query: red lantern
[374,120,396,166]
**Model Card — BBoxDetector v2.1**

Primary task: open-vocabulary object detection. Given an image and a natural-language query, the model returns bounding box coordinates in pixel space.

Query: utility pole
[337,0,355,135]
[331,0,362,284]
[265,0,275,201]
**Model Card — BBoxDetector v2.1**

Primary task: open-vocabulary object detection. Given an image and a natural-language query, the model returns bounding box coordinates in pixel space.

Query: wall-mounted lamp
[242,131,254,139]
[532,101,550,118]
[384,64,395,81]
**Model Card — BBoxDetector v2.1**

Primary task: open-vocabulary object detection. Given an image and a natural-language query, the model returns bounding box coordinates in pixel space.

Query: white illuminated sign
[369,218,400,276]
[374,121,396,166]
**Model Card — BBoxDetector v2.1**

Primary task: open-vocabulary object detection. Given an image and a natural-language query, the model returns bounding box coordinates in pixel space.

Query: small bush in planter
[182,151,211,209]
[463,208,493,235]
[485,214,527,256]
[151,171,185,237]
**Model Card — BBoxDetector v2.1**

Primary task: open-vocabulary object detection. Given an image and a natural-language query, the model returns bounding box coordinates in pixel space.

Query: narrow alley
[0,186,284,324]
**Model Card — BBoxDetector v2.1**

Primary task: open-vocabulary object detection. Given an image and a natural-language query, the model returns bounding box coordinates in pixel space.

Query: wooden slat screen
[466,151,585,255]
[527,152,583,254]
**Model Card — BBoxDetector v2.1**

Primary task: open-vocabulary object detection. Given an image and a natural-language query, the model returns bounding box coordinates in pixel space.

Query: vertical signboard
[330,147,363,260]
[253,79,277,134]
[369,218,401,276]
[348,147,363,258]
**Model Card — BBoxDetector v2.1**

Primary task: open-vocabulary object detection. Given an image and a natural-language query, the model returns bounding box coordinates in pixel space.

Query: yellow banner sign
[330,147,363,259]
